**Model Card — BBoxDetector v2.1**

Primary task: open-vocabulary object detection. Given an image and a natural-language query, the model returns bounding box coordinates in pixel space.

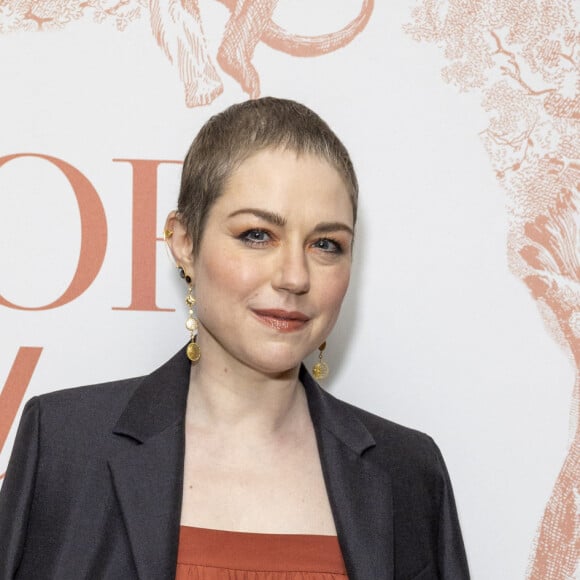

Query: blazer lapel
[109,348,190,580]
[302,368,394,580]
[106,352,393,580]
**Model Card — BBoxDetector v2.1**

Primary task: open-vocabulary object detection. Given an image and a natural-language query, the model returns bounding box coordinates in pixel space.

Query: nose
[272,245,310,295]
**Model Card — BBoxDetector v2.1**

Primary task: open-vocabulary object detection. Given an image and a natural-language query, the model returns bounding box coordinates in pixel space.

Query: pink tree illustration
[0,0,373,107]
[406,1,579,577]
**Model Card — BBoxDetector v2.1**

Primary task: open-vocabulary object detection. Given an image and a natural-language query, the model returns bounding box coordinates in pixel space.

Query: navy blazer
[0,347,470,579]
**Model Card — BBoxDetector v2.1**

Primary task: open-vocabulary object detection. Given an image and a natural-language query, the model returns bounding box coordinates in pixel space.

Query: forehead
[216,148,354,223]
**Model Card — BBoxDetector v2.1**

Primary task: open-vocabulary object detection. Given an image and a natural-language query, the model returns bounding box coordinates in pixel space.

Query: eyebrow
[228,208,286,226]
[313,222,354,237]
[228,208,354,237]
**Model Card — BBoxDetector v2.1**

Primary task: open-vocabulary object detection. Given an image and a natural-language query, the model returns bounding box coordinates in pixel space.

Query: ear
[164,211,195,283]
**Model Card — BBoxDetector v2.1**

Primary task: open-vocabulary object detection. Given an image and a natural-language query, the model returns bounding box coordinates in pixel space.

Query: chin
[247,348,305,377]
[253,358,302,377]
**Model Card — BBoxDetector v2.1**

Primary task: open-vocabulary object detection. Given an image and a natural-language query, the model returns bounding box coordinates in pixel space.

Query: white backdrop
[1,2,578,578]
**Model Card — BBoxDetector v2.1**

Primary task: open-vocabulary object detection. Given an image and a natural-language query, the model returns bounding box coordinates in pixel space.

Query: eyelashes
[240,229,271,246]
[238,228,344,254]
[311,238,344,254]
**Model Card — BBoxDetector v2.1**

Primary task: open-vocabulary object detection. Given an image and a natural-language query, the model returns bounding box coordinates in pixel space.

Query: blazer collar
[112,349,376,453]
[301,367,394,580]
[110,349,393,580]
[109,348,190,580]
[113,347,191,443]
[300,365,375,454]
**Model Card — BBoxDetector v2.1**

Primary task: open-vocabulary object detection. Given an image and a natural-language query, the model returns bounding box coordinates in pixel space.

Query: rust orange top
[176,525,348,579]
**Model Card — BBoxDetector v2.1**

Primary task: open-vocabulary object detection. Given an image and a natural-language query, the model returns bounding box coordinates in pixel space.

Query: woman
[0,98,469,579]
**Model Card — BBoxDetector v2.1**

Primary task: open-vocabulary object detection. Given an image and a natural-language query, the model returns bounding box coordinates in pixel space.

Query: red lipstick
[252,309,310,332]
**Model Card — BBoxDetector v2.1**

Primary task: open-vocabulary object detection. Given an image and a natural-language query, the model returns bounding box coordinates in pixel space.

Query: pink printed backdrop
[0,2,578,578]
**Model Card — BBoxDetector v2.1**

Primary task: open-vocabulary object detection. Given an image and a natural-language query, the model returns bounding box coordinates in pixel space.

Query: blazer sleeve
[0,397,40,578]
[430,437,471,579]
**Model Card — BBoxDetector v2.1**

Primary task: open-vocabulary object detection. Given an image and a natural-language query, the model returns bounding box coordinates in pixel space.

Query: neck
[185,341,308,438]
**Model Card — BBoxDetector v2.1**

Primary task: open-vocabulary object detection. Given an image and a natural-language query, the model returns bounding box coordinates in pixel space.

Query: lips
[252,309,310,332]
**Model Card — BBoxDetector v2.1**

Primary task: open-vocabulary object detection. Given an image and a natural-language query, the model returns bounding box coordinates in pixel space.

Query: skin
[166,147,354,533]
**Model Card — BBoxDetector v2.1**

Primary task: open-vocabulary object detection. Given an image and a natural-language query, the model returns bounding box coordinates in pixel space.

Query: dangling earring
[179,267,200,362]
[178,265,191,284]
[312,341,329,380]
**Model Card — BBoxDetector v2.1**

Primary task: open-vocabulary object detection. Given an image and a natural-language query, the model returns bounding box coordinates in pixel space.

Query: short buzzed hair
[177,97,358,254]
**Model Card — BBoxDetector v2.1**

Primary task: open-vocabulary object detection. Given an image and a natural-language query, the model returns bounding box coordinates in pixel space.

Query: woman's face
[175,147,354,377]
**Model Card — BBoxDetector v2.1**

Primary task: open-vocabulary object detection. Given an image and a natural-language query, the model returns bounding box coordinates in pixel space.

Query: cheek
[316,267,351,318]
[195,250,266,303]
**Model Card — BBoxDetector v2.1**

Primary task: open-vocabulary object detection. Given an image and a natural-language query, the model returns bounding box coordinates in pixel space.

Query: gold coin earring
[179,267,201,363]
[312,341,329,380]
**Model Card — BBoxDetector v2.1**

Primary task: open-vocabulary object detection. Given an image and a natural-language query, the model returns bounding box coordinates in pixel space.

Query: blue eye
[240,229,271,246]
[313,238,342,253]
